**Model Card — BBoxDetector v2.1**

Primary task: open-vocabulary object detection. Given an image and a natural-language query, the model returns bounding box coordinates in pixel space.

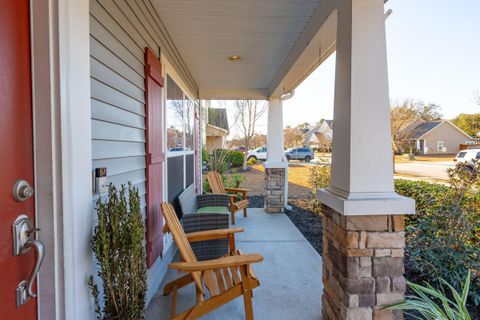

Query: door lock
[13,179,34,202]
[12,215,45,306]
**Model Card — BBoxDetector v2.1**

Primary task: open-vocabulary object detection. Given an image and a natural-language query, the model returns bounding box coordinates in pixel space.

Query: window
[166,75,184,152]
[476,152,480,160]
[457,152,467,158]
[437,141,445,151]
[185,99,194,151]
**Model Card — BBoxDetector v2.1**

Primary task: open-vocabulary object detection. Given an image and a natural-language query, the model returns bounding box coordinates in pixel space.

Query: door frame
[30,1,92,319]
[30,1,64,319]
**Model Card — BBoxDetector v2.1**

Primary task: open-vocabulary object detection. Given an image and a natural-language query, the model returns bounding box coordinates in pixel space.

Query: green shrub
[202,174,246,194]
[307,165,331,214]
[201,147,210,163]
[225,150,245,168]
[89,183,147,320]
[394,163,480,308]
[247,157,257,166]
[224,174,246,188]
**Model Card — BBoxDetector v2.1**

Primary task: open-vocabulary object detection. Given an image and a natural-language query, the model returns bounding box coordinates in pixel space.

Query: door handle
[12,215,45,306]
[24,239,45,298]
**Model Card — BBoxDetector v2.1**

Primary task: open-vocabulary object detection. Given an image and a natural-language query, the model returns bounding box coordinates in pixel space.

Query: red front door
[0,1,38,319]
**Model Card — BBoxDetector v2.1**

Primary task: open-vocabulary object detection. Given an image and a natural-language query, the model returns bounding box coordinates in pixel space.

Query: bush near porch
[394,179,480,310]
[303,163,480,314]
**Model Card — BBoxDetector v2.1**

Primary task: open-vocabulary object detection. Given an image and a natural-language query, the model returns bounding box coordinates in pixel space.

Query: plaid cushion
[197,194,230,208]
[182,213,229,261]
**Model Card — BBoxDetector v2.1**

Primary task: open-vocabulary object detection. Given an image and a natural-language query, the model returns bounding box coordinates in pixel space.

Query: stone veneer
[264,168,285,213]
[322,204,406,320]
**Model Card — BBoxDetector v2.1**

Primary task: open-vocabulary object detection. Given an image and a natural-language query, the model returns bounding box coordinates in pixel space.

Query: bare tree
[233,100,268,168]
[390,99,442,153]
[316,132,332,156]
[284,126,304,148]
[390,102,418,154]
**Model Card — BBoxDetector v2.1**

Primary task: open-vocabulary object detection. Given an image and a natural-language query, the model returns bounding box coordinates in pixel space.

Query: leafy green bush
[201,147,210,163]
[202,174,246,193]
[307,165,331,214]
[89,183,147,320]
[225,150,245,168]
[394,163,480,308]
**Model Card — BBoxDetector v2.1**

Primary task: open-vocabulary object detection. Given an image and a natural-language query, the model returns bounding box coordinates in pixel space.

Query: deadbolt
[13,179,34,202]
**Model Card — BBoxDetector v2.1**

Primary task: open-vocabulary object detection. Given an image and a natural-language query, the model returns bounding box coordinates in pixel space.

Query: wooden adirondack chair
[161,202,263,320]
[206,171,250,224]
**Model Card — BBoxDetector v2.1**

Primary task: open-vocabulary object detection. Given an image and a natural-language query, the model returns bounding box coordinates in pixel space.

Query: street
[394,161,455,180]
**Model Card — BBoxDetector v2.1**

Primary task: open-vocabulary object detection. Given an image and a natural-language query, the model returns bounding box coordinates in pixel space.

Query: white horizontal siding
[90,0,197,305]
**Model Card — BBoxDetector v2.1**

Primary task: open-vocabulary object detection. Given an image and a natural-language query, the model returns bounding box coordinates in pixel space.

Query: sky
[224,0,480,137]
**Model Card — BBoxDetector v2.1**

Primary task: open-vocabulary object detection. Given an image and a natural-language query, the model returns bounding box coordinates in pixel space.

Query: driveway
[394,161,455,180]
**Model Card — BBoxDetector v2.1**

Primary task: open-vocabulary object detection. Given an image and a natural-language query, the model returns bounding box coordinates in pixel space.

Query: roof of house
[324,120,333,128]
[208,108,229,131]
[409,121,443,139]
[304,124,321,142]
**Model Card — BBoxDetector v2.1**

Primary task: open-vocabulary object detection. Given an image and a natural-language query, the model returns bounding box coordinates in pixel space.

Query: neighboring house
[304,120,333,147]
[205,108,229,150]
[400,120,474,155]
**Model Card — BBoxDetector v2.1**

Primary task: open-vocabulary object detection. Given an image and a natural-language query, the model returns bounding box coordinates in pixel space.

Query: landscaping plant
[386,271,473,320]
[89,183,147,320]
[307,165,331,214]
[395,161,480,311]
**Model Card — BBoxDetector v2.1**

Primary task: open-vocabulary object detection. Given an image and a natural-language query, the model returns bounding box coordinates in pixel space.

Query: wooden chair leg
[231,208,236,225]
[171,285,178,318]
[240,265,254,320]
[243,207,248,217]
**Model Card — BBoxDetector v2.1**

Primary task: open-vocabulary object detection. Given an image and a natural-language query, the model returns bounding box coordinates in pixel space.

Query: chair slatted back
[161,202,203,291]
[206,171,226,194]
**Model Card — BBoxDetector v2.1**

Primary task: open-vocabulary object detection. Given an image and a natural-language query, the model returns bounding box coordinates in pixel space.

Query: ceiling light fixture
[228,55,241,62]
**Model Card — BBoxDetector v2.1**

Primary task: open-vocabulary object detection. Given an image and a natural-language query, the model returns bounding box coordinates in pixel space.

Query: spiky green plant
[89,183,147,320]
[386,271,472,320]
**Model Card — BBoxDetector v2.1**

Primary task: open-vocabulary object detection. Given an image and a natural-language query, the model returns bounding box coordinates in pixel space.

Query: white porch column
[318,0,414,216]
[265,98,286,167]
[264,98,288,212]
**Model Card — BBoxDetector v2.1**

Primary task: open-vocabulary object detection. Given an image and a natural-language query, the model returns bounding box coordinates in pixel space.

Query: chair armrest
[196,194,230,208]
[181,213,229,234]
[225,188,251,193]
[186,228,244,243]
[169,254,263,272]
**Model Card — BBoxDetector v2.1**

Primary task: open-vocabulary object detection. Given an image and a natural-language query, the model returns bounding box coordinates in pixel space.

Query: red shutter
[145,48,164,268]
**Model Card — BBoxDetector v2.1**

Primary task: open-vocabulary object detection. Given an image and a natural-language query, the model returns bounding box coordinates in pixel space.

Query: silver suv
[285,147,314,162]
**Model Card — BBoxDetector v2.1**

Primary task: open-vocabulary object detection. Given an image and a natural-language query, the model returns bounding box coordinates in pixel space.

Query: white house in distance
[304,119,333,147]
[400,120,474,154]
[1,0,415,319]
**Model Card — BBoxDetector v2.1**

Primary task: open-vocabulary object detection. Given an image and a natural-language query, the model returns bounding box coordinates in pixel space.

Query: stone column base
[264,168,285,213]
[322,204,406,320]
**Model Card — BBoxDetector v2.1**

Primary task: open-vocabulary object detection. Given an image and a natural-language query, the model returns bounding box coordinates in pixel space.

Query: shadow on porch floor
[145,208,323,320]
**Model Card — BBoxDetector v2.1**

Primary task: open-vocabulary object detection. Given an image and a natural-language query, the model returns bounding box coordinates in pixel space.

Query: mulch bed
[248,196,323,255]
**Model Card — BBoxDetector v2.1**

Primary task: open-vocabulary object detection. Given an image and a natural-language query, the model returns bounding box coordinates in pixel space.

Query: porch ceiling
[151,0,338,99]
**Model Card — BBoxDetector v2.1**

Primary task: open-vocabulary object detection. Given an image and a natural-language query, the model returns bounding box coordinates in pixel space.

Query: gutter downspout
[279,90,295,211]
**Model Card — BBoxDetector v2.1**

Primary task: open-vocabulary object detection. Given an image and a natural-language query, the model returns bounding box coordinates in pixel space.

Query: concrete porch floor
[145,208,323,320]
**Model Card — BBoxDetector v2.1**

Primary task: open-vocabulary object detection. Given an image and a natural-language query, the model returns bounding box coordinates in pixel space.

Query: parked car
[247,147,267,161]
[285,147,314,162]
[454,148,480,172]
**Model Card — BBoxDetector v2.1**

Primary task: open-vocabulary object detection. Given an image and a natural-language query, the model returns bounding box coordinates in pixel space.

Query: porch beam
[318,0,414,216]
